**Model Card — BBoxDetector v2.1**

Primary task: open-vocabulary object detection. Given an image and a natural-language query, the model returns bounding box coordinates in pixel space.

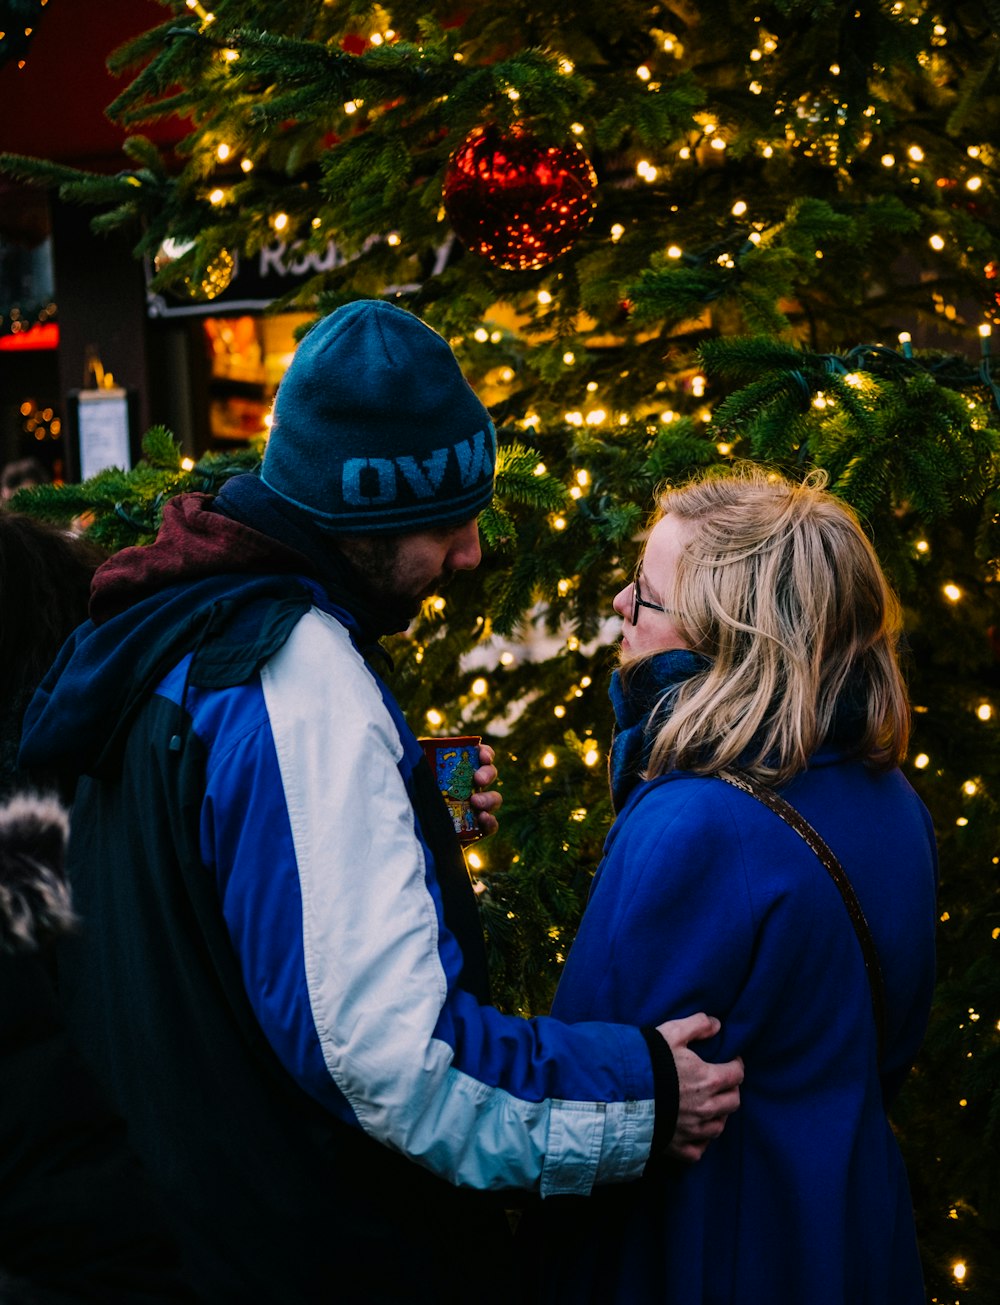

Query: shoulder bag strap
[717,769,887,1062]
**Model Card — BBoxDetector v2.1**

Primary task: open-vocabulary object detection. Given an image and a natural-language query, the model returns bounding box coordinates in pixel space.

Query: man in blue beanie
[21,300,742,1303]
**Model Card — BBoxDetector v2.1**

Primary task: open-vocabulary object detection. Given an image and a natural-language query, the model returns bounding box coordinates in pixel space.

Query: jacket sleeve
[197,607,655,1196]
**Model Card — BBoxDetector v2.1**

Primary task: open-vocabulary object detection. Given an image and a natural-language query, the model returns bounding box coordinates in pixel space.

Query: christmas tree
[3,1,1000,1296]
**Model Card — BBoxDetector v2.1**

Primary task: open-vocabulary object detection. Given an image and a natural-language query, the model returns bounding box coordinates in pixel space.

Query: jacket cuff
[640,1026,679,1163]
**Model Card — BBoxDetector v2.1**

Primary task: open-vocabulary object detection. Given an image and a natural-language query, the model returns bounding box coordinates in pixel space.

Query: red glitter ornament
[442,124,597,271]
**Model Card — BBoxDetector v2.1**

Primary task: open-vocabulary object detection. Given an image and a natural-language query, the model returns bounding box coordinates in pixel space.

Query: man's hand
[656,1012,743,1163]
[470,744,502,837]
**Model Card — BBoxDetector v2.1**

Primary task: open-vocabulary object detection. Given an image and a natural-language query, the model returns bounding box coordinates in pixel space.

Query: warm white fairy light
[610,223,625,242]
[565,411,583,426]
[570,122,584,134]
[542,751,557,768]
[534,462,547,476]
[908,144,925,162]
[563,351,576,365]
[583,746,600,766]
[537,289,553,305]
[977,703,992,721]
[209,188,226,204]
[914,753,930,769]
[474,328,489,342]
[667,244,682,258]
[929,233,945,250]
[216,142,230,161]
[241,158,254,173]
[181,457,195,471]
[881,153,895,167]
[915,539,929,553]
[732,200,747,216]
[466,850,484,870]
[586,409,606,425]
[554,705,566,718]
[344,100,360,114]
[558,58,575,74]
[953,1261,967,1282]
[426,708,443,727]
[636,64,651,80]
[499,652,514,666]
[967,176,982,191]
[387,232,401,246]
[963,780,978,796]
[943,583,962,602]
[273,212,289,232]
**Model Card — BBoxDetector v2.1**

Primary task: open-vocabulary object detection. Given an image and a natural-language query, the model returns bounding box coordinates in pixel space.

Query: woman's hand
[471,744,502,838]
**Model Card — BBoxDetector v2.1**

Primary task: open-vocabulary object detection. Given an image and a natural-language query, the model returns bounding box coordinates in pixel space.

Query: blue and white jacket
[20,493,660,1302]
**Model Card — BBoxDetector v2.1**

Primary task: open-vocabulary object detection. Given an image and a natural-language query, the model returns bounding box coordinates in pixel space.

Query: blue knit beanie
[261,300,496,533]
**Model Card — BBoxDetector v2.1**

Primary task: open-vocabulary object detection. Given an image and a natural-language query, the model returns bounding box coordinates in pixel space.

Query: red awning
[0,0,187,169]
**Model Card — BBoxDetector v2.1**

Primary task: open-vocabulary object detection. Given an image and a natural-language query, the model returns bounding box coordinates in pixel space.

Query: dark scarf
[607,650,711,812]
[607,651,869,812]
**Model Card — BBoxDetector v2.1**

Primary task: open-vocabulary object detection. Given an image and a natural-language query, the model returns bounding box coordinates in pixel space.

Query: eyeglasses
[631,561,666,626]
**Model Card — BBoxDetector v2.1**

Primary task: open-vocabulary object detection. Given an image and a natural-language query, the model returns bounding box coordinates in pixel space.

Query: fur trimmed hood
[0,792,74,954]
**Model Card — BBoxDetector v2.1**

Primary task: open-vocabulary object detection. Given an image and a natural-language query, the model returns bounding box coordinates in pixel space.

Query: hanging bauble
[154,238,236,302]
[442,123,597,271]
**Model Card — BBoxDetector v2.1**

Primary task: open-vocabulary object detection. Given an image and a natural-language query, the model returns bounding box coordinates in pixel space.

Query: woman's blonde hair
[638,465,910,785]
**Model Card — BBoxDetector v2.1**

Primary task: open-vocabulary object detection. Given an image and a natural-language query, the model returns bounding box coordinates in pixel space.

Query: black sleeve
[640,1025,680,1165]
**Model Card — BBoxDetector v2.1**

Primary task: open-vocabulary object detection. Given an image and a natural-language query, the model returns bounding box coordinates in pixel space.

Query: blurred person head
[0,512,102,729]
[1,458,50,502]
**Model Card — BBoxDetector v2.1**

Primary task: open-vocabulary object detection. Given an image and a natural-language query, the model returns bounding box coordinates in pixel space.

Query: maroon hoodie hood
[90,494,314,626]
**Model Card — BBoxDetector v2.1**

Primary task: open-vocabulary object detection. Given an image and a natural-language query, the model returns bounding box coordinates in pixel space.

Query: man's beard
[336,535,450,634]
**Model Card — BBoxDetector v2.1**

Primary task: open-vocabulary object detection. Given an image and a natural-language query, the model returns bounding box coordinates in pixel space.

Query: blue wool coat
[535,750,937,1304]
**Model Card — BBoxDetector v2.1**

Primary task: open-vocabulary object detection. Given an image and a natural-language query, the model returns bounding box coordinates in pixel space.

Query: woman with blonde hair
[528,466,937,1303]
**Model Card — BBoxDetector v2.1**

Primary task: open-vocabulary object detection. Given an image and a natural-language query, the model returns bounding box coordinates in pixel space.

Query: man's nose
[448,518,482,571]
